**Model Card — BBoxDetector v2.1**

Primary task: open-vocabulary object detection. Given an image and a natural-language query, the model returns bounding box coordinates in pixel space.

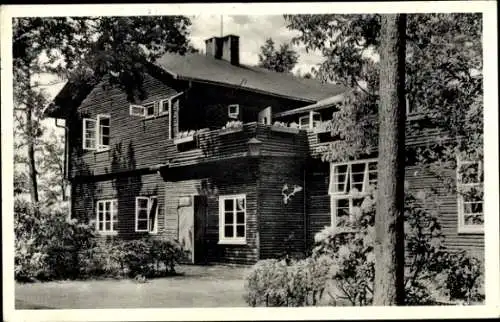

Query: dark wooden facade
[303,124,484,260]
[59,65,482,265]
[64,68,313,264]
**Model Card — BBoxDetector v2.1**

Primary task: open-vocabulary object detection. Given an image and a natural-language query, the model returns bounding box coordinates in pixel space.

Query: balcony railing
[166,122,309,167]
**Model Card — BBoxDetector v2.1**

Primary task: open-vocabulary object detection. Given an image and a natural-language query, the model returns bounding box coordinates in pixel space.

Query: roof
[45,52,349,118]
[273,93,349,118]
[153,53,348,103]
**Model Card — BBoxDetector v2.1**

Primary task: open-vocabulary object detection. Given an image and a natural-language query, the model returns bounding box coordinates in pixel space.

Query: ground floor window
[457,157,483,233]
[219,194,246,244]
[96,199,118,234]
[135,196,158,233]
[329,159,377,229]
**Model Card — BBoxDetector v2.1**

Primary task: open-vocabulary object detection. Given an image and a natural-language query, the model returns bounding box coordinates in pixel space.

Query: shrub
[309,191,484,305]
[78,240,126,278]
[244,256,335,307]
[244,259,288,306]
[14,198,183,281]
[443,251,484,304]
[14,198,95,281]
[244,191,484,306]
[150,238,184,274]
[121,239,154,277]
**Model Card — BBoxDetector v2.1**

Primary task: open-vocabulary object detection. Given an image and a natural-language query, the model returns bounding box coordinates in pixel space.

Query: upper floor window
[228,104,240,119]
[144,101,158,119]
[219,194,246,244]
[83,114,110,151]
[135,196,158,233]
[329,159,377,229]
[96,199,118,234]
[299,111,322,129]
[457,157,483,234]
[130,92,183,120]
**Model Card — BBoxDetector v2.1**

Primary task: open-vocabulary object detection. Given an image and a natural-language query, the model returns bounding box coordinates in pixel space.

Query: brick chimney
[205,34,239,66]
[205,37,223,59]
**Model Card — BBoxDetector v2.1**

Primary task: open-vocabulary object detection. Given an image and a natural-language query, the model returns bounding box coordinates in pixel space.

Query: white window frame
[83,114,110,151]
[97,114,111,151]
[219,194,246,245]
[456,157,484,234]
[82,118,97,150]
[228,104,240,119]
[159,92,183,139]
[95,199,118,235]
[135,196,159,233]
[130,104,145,117]
[329,159,378,229]
[298,115,310,129]
[143,101,158,119]
[299,111,322,130]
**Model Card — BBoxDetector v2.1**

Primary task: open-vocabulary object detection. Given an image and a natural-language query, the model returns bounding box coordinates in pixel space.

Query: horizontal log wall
[305,160,484,259]
[166,123,309,168]
[164,159,259,265]
[69,73,179,178]
[71,172,165,239]
[258,156,306,260]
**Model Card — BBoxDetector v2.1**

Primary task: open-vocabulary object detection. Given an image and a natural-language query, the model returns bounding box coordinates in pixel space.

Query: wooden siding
[307,126,446,159]
[164,159,259,265]
[72,172,165,239]
[258,156,307,260]
[68,73,180,178]
[305,160,484,257]
[166,123,309,168]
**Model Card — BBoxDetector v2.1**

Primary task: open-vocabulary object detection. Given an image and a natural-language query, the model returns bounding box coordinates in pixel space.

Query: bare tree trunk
[374,13,407,306]
[26,102,39,203]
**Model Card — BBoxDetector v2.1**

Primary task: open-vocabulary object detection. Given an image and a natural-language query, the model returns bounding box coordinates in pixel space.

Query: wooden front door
[178,195,207,264]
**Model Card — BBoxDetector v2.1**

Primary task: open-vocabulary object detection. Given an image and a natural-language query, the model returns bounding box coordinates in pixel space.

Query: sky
[189,14,324,75]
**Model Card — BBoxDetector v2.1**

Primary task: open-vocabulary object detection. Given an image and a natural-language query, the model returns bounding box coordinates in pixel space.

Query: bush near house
[14,198,184,282]
[244,192,484,306]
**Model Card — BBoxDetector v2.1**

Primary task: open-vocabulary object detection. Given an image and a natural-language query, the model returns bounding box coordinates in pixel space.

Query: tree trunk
[26,103,39,203]
[374,14,407,306]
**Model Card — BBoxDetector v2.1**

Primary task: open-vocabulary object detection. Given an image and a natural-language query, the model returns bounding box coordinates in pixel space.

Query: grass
[15,264,250,309]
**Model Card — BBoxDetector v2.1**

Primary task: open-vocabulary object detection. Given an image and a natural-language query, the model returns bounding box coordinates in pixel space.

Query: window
[312,111,322,128]
[329,159,377,229]
[83,118,97,150]
[144,101,158,118]
[130,104,145,117]
[98,115,110,149]
[299,111,322,129]
[159,99,170,115]
[219,194,246,244]
[82,114,110,151]
[96,199,118,234]
[457,157,483,233]
[298,115,310,129]
[228,104,239,119]
[135,196,158,233]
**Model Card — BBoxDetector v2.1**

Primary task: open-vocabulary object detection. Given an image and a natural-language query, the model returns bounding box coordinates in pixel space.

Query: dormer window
[129,92,183,119]
[299,111,322,129]
[299,115,310,129]
[144,101,158,118]
[228,104,239,119]
[83,114,110,151]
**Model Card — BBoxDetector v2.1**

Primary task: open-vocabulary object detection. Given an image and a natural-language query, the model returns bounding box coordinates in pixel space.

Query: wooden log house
[45,34,483,265]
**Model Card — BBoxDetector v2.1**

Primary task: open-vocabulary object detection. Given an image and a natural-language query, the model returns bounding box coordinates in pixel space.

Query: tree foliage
[258,38,299,73]
[12,16,195,204]
[284,13,483,166]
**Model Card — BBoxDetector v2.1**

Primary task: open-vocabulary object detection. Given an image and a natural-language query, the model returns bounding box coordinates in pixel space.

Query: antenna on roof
[220,15,223,37]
